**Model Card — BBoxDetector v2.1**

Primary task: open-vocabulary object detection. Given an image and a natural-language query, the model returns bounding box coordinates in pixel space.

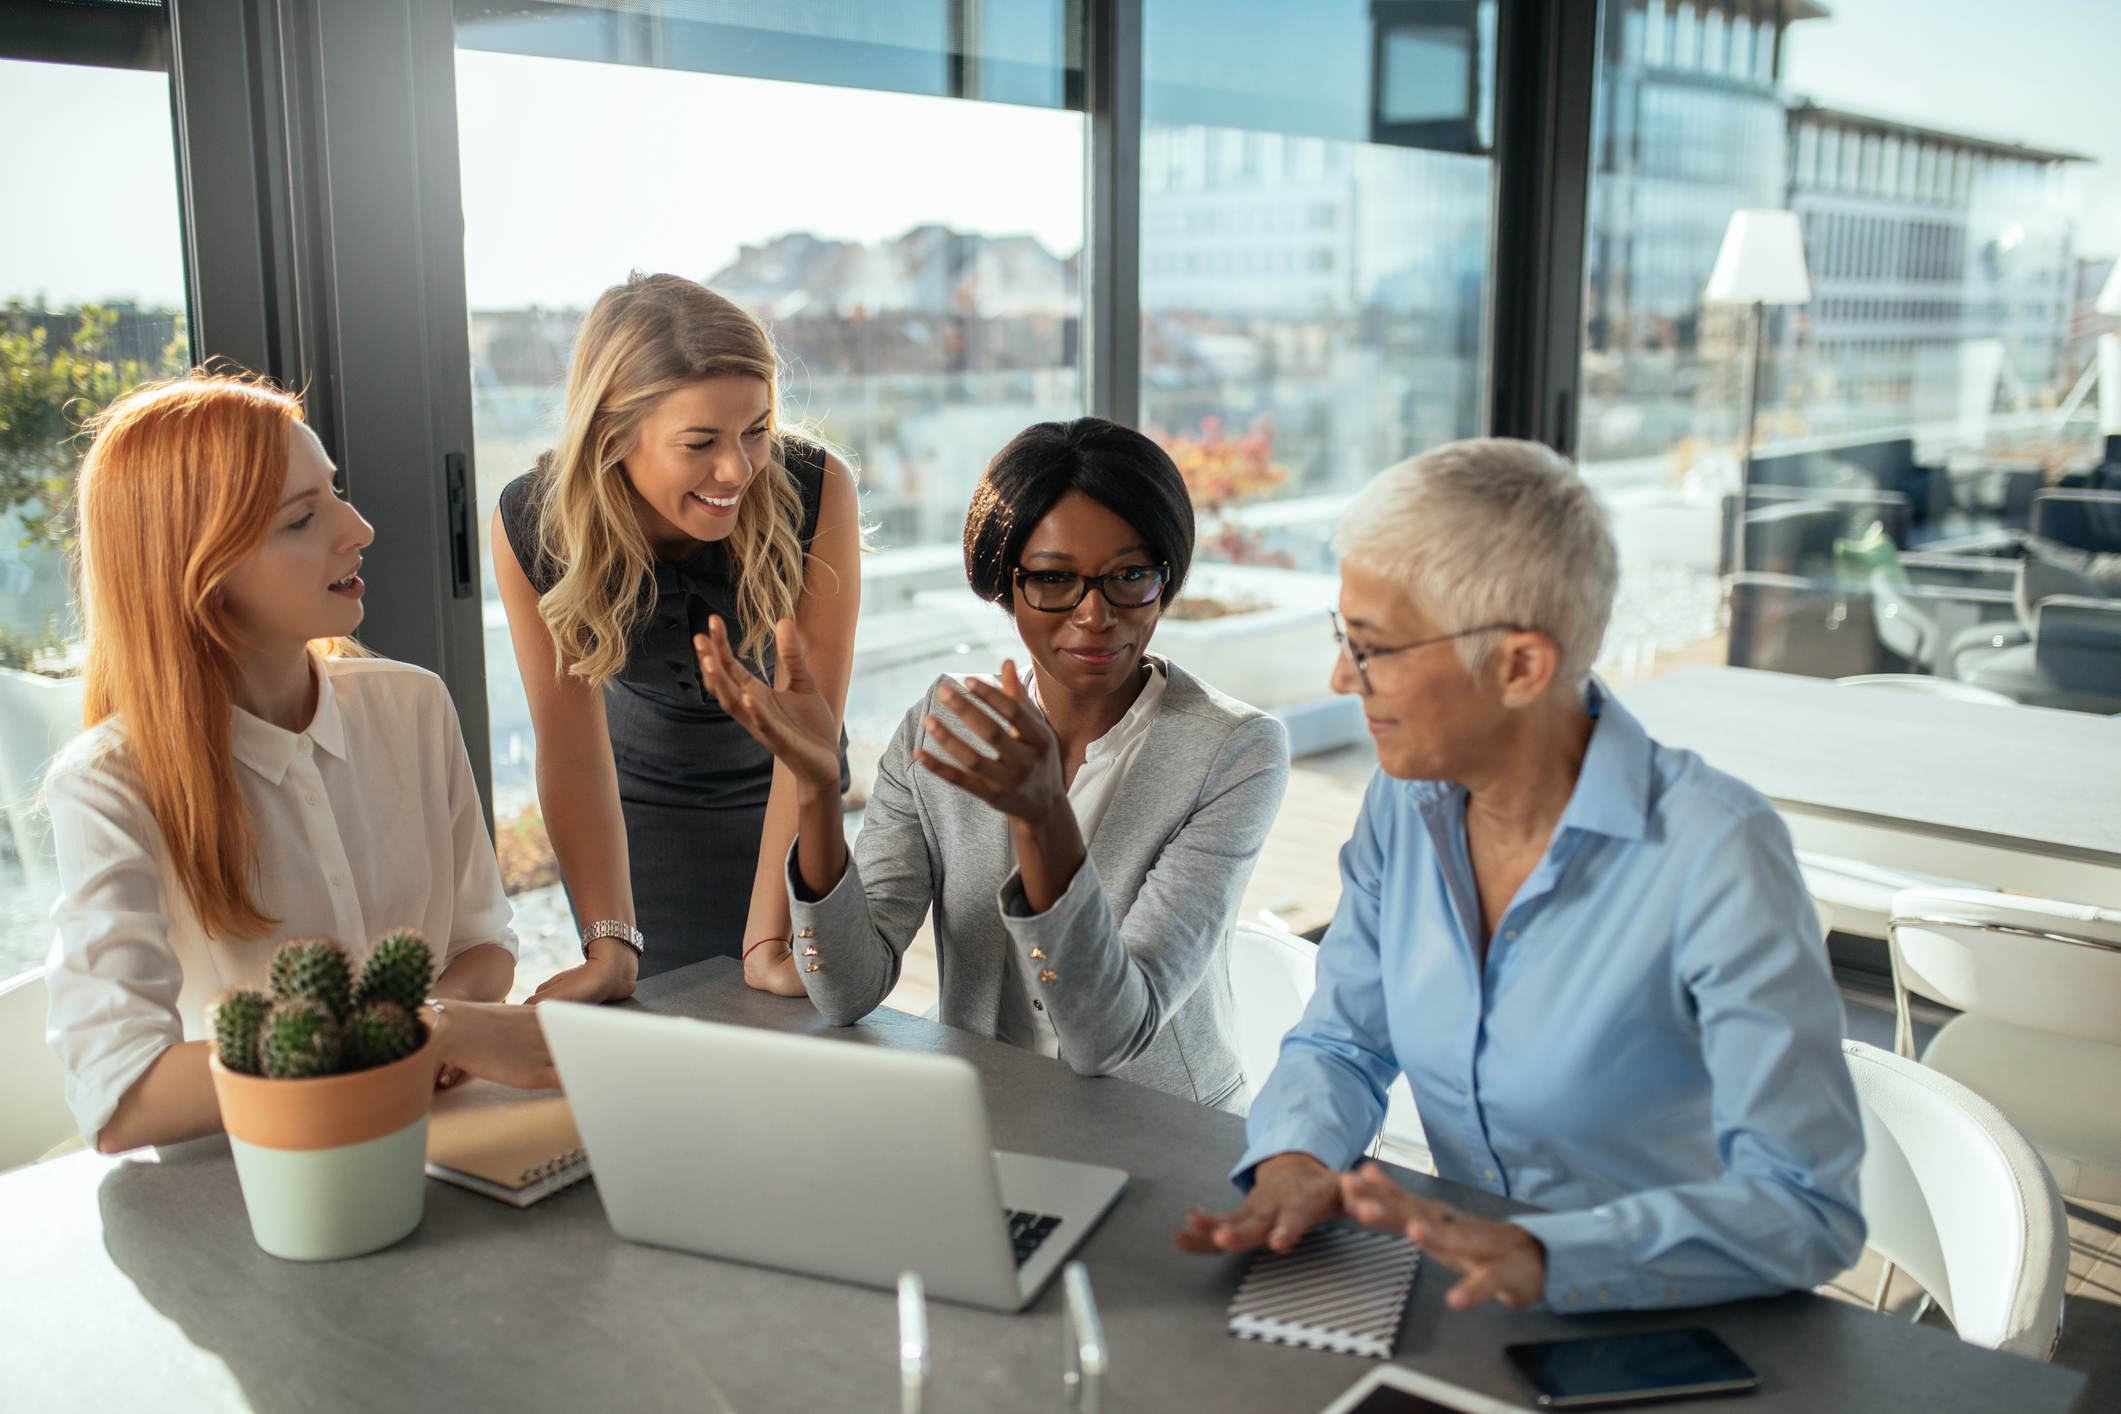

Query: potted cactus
[207,930,440,1260]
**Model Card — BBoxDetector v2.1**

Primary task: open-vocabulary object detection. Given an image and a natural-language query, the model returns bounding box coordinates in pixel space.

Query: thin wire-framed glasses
[1012,563,1170,613]
[1329,610,1529,695]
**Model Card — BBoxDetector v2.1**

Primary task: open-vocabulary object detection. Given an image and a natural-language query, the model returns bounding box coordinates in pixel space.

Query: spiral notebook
[424,1079,591,1208]
[1227,1223,1422,1360]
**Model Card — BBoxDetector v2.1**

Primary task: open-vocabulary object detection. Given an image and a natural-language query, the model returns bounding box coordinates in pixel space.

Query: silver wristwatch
[580,919,645,958]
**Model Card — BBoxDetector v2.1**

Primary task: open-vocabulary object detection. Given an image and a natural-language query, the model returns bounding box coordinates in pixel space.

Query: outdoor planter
[209,1028,439,1260]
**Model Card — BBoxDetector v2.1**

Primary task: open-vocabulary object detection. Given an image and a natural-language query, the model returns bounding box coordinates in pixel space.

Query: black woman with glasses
[696,417,1288,1110]
[1177,438,1864,1317]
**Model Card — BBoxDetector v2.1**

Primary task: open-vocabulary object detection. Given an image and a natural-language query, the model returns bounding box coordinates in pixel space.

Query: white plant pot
[209,1032,439,1261]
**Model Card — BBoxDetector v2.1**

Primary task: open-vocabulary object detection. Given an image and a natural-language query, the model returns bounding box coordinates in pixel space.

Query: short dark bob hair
[963,418,1195,610]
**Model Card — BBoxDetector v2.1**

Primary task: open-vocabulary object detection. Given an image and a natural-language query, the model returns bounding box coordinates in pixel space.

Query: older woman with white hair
[1177,438,1865,1315]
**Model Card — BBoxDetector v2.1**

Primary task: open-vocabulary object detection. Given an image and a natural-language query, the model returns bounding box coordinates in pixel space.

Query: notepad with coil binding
[424,1078,591,1208]
[1227,1223,1421,1359]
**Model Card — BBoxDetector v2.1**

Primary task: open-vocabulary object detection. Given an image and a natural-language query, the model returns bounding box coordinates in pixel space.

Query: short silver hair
[1333,438,1617,690]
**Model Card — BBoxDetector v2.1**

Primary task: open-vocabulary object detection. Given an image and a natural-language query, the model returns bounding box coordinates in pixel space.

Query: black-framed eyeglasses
[1012,563,1170,612]
[1330,610,1530,695]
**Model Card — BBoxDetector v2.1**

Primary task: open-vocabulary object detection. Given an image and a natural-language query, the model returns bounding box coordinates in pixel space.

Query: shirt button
[1668,1286,1685,1302]
[296,738,311,753]
[1595,1286,1610,1302]
[305,791,319,806]
[1563,1289,1580,1305]
[330,872,346,887]
[1485,1168,1497,1181]
[1503,929,1518,941]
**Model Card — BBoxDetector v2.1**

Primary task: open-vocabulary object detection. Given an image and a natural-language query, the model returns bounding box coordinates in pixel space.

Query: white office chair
[1226,921,1431,1170]
[1843,1040,2067,1359]
[1797,853,1991,941]
[1888,887,2121,1203]
[0,970,82,1172]
[0,668,86,895]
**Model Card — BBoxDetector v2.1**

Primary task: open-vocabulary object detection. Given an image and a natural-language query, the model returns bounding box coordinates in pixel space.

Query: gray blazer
[788,662,1290,1111]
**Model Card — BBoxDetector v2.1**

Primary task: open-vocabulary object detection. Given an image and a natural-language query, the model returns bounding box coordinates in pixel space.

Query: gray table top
[0,958,2087,1414]
[1619,666,2121,866]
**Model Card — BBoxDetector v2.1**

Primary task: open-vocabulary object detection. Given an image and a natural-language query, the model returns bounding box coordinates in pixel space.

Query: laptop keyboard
[1006,1209,1064,1268]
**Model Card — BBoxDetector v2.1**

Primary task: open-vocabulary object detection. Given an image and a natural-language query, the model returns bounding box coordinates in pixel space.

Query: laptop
[539,1002,1129,1311]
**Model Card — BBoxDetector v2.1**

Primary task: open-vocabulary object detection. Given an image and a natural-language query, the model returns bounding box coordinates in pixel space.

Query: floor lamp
[1706,210,1813,575]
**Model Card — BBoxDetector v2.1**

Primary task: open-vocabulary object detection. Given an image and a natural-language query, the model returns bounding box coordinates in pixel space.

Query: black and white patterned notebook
[1227,1224,1422,1360]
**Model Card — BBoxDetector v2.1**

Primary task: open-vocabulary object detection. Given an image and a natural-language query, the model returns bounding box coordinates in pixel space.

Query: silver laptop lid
[540,1003,1022,1306]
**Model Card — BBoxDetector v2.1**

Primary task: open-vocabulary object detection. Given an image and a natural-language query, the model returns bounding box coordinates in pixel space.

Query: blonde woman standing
[494,273,860,998]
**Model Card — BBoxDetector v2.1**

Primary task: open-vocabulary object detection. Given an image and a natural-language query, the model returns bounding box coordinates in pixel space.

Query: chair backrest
[1843,1040,2068,1358]
[1890,887,2121,1047]
[2029,487,2121,553]
[1866,570,1932,664]
[0,969,81,1172]
[0,669,87,893]
[1226,922,1318,1099]
[2032,596,2121,691]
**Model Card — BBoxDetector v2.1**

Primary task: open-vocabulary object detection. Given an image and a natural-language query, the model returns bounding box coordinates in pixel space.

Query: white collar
[230,649,348,785]
[1025,654,1169,763]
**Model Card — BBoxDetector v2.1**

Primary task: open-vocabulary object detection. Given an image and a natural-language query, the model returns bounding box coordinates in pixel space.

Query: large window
[1579,0,2116,696]
[452,1,1084,991]
[1137,0,1495,734]
[0,52,190,988]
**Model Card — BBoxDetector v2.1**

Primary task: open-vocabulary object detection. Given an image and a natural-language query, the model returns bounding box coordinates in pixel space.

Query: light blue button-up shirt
[1239,684,1866,1310]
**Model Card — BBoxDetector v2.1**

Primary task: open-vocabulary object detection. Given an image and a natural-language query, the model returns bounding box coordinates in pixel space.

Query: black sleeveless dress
[497,439,849,976]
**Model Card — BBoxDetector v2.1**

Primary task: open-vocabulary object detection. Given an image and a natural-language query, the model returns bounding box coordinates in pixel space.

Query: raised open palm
[695,616,841,794]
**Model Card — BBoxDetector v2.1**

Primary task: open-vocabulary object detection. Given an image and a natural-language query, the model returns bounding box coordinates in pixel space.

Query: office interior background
[3,1,2116,1025]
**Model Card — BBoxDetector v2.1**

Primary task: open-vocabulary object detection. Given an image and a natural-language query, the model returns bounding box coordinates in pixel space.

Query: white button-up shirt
[42,652,515,1145]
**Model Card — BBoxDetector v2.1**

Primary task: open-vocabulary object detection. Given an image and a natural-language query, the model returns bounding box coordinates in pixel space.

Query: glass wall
[452,1,1084,981]
[1138,0,1495,728]
[1579,0,2113,701]
[0,54,191,987]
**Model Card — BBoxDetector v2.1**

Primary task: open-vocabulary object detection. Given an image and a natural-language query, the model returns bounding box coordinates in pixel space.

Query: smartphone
[1504,1328,1760,1409]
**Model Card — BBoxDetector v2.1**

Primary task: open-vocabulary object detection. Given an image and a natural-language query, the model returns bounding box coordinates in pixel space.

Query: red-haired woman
[43,371,553,1154]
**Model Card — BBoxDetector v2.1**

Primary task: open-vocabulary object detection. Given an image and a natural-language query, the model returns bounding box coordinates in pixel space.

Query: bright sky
[454,51,1085,309]
[4,4,2115,311]
[1782,0,2121,257]
[0,59,188,308]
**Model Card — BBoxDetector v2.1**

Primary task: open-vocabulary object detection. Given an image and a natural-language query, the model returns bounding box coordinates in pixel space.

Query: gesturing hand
[696,615,841,797]
[1341,1162,1548,1311]
[913,662,1069,826]
[1174,1151,1346,1255]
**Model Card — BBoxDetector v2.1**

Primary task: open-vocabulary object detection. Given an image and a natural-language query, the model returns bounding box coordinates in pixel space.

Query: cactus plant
[354,930,434,1015]
[343,999,420,1071]
[270,938,353,1021]
[208,989,272,1076]
[260,997,343,1079]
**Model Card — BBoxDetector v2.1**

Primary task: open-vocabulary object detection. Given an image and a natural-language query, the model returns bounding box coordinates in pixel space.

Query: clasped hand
[1174,1153,1548,1313]
[910,664,1069,825]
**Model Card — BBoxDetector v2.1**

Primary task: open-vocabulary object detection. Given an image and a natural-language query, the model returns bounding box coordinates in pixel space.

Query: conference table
[0,959,2089,1413]
[1620,666,2121,907]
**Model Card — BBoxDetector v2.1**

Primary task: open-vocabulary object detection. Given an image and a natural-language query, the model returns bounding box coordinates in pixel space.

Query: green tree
[0,303,188,553]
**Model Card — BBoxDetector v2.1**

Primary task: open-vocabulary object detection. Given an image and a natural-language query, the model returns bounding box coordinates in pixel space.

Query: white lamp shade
[2096,258,2121,316]
[1704,209,1813,305]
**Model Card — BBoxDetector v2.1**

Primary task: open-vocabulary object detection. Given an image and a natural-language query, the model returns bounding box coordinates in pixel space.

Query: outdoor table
[0,958,2088,1413]
[1620,665,2121,907]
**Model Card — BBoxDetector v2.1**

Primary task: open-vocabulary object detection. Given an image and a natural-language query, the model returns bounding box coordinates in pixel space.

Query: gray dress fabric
[497,440,847,976]
[787,661,1291,1112]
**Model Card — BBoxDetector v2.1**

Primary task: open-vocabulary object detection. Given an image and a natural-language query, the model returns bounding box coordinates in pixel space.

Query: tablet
[1318,1365,1537,1414]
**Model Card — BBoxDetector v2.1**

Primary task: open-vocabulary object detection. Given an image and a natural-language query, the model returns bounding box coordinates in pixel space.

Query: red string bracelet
[743,935,790,962]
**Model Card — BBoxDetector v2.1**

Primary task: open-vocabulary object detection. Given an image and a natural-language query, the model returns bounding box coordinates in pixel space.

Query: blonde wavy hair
[534,273,808,684]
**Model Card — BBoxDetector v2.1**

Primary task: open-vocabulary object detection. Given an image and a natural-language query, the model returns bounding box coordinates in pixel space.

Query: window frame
[16,0,1604,824]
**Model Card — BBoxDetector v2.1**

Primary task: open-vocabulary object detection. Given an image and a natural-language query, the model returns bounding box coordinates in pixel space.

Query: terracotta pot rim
[211,1028,440,1151]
